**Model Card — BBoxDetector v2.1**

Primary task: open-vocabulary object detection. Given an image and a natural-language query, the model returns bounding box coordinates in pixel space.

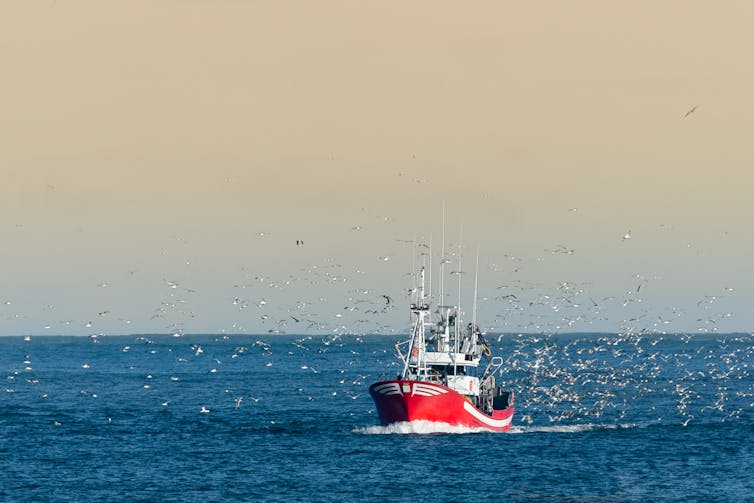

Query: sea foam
[354,420,499,435]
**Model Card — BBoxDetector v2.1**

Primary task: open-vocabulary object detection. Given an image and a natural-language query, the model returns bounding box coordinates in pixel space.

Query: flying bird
[684,106,698,118]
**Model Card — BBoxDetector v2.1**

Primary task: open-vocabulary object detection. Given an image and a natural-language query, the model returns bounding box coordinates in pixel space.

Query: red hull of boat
[369,380,514,432]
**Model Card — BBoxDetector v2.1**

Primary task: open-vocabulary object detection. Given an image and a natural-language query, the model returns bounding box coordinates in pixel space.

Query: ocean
[1,332,752,502]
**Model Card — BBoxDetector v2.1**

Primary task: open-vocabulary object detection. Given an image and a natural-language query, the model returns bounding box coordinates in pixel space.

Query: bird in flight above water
[684,106,698,118]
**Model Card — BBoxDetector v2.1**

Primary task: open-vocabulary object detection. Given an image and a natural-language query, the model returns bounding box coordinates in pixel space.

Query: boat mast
[402,265,428,380]
[457,227,463,321]
[417,266,427,379]
[440,201,445,307]
[410,237,416,332]
[454,229,462,377]
[427,234,432,309]
[416,266,427,378]
[472,246,479,327]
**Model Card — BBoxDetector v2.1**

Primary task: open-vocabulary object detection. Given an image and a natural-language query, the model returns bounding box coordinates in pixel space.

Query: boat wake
[354,420,499,435]
[509,423,636,434]
[356,421,636,435]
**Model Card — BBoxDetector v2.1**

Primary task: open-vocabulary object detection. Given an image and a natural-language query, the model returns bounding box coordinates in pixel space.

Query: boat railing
[480,355,503,381]
[395,340,409,374]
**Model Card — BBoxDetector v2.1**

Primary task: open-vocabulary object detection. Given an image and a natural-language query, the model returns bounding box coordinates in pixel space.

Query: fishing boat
[369,266,514,431]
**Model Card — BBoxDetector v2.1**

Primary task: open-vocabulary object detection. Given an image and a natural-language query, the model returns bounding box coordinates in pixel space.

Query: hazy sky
[3,1,754,336]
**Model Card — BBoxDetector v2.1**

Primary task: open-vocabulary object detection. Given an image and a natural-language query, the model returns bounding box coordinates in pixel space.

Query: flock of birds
[499,331,754,427]
[2,259,750,432]
[3,326,753,431]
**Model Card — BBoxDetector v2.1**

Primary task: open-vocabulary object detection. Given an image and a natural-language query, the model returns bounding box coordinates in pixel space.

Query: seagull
[622,230,632,241]
[235,397,243,408]
[200,406,210,413]
[684,106,698,118]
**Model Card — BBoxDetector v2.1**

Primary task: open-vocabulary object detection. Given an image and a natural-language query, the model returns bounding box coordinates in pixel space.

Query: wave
[354,420,498,435]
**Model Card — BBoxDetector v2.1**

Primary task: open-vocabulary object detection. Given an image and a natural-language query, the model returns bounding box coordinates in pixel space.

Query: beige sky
[2,1,754,335]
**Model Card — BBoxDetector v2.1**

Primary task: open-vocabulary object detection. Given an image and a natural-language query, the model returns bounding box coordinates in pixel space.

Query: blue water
[1,333,753,501]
